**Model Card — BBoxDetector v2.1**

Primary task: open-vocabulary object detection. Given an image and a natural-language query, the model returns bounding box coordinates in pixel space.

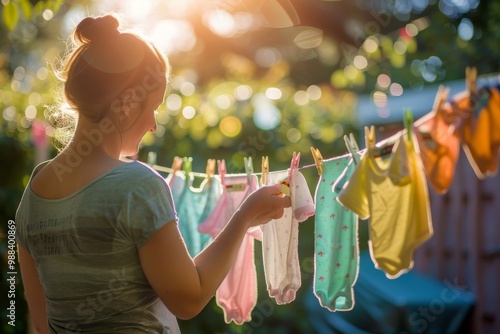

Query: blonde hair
[49,14,170,149]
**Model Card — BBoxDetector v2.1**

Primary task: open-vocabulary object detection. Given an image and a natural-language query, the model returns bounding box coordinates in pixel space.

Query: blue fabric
[305,251,475,334]
[169,173,221,256]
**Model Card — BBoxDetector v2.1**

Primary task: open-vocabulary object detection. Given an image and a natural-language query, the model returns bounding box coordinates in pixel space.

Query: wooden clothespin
[244,156,254,184]
[466,66,477,98]
[403,108,413,142]
[434,85,450,114]
[147,152,157,166]
[261,156,269,186]
[205,159,215,186]
[289,152,301,181]
[343,133,360,165]
[310,147,324,175]
[171,156,183,174]
[364,125,376,150]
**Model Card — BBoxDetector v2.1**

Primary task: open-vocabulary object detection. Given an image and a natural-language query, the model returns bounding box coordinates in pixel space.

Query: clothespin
[310,147,324,175]
[403,108,413,142]
[182,157,193,181]
[364,125,376,150]
[218,159,226,187]
[205,159,215,186]
[171,156,183,175]
[289,152,301,180]
[147,151,157,166]
[343,133,360,165]
[261,156,269,186]
[244,156,254,184]
[434,85,450,114]
[466,66,477,99]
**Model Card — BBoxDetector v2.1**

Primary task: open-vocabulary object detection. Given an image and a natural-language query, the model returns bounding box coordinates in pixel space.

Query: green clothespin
[244,156,254,184]
[183,157,193,174]
[403,108,413,142]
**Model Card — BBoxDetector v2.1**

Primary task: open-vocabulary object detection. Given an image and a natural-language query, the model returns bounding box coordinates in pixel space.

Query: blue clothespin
[343,133,360,165]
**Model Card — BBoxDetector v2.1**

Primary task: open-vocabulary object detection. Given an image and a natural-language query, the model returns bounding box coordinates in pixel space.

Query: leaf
[3,1,19,31]
[18,0,32,20]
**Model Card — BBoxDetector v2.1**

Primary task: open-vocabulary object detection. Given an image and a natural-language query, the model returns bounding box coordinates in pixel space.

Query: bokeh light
[219,116,242,137]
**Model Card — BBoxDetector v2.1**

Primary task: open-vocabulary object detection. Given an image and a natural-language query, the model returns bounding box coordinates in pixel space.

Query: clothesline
[142,70,499,180]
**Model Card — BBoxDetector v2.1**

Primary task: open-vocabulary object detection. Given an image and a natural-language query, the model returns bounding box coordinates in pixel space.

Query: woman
[16,14,290,333]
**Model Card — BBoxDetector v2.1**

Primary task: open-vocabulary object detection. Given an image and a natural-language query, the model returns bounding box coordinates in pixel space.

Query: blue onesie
[169,172,222,256]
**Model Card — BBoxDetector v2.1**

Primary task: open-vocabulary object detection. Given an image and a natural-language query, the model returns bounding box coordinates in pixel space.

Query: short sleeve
[337,155,370,220]
[120,174,178,247]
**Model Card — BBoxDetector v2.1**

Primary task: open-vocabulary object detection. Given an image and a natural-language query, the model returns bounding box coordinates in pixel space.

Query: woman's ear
[109,87,142,122]
[120,88,138,118]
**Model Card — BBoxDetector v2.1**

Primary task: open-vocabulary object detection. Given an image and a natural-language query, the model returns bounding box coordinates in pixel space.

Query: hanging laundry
[414,95,460,194]
[198,160,262,325]
[313,155,360,312]
[453,89,495,179]
[338,128,433,279]
[486,87,500,174]
[261,156,315,305]
[168,172,222,257]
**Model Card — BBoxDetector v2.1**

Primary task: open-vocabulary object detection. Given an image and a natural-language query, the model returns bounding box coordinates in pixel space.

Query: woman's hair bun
[74,15,120,45]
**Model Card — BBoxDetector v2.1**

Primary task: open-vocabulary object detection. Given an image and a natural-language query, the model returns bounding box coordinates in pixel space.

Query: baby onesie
[414,106,460,194]
[486,88,500,174]
[454,92,492,179]
[313,155,360,312]
[198,163,261,325]
[338,131,433,279]
[169,173,221,256]
[261,169,315,305]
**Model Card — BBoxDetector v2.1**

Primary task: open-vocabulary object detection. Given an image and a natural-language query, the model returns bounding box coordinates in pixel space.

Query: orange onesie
[452,89,498,179]
[414,104,460,194]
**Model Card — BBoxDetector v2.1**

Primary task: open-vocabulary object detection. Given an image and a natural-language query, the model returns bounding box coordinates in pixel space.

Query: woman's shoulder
[113,160,168,188]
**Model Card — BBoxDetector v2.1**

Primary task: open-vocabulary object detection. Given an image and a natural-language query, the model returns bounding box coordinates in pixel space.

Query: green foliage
[1,0,64,31]
[2,1,19,30]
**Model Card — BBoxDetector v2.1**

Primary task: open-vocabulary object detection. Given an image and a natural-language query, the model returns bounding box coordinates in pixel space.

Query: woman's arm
[139,184,290,319]
[18,245,48,334]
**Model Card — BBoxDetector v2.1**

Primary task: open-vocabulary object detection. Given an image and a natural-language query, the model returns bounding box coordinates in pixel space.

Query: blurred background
[1,0,499,333]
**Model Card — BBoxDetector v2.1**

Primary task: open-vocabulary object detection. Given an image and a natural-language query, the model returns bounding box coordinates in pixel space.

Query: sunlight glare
[203,10,237,38]
[150,20,196,54]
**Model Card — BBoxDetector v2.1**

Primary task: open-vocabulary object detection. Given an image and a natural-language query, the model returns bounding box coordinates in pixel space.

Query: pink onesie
[198,160,262,325]
[261,156,315,304]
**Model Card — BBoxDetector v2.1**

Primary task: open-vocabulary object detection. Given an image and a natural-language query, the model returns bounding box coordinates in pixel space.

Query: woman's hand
[237,184,291,228]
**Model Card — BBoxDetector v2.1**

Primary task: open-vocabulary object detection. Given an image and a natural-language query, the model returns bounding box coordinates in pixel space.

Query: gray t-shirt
[16,161,180,334]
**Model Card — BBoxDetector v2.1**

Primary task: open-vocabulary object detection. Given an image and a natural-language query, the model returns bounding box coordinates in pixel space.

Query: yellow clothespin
[205,159,215,186]
[364,125,376,150]
[310,147,324,175]
[261,156,269,186]
[343,133,360,165]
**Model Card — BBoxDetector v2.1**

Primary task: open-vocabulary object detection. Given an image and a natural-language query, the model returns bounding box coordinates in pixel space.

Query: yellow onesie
[337,128,433,279]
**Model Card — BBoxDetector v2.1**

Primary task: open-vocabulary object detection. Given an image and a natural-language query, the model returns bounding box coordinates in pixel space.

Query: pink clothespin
[218,159,226,187]
[289,151,301,181]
